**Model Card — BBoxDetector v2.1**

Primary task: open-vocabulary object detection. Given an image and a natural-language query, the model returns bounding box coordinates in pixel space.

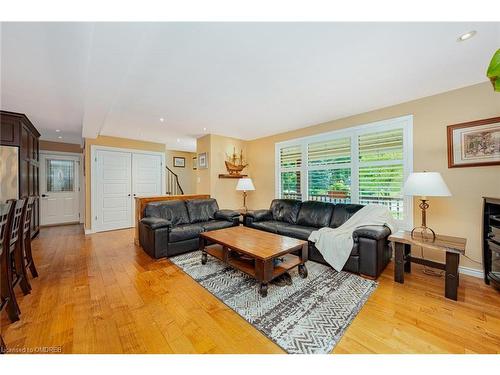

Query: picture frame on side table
[447,116,500,168]
[198,152,208,169]
[173,156,186,168]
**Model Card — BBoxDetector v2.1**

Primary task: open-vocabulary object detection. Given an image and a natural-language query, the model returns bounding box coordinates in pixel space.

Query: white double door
[93,149,164,232]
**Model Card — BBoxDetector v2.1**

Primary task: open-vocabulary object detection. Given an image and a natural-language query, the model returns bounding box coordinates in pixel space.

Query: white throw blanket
[308,204,398,272]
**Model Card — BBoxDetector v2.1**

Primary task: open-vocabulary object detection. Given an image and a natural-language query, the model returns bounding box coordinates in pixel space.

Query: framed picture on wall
[198,152,208,169]
[447,116,500,168]
[173,156,186,168]
[192,156,197,170]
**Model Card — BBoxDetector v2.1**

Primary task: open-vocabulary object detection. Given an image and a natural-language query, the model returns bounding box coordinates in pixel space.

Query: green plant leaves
[487,49,500,92]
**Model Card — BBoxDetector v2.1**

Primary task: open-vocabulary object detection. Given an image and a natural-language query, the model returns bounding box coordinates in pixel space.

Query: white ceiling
[1,22,499,151]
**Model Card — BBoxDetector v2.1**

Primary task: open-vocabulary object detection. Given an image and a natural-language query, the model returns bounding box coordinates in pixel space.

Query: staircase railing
[166,166,184,195]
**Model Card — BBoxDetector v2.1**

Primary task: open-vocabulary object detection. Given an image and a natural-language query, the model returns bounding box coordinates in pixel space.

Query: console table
[388,231,466,301]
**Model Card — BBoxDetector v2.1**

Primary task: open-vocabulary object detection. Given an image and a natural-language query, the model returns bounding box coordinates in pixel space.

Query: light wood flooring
[1,224,499,354]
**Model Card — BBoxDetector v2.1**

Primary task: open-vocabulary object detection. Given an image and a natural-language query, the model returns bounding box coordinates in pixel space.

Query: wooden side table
[388,231,466,301]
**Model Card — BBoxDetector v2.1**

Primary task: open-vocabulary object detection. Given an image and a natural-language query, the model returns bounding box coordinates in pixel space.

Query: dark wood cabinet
[0,110,40,238]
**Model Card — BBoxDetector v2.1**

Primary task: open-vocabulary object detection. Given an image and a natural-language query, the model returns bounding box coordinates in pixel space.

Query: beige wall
[196,134,250,209]
[84,135,167,230]
[246,81,500,271]
[165,149,197,194]
[39,140,82,154]
[195,134,212,196]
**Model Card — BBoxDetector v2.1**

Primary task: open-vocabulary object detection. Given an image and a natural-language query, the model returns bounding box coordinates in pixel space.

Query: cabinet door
[21,125,30,159]
[19,160,30,197]
[34,137,39,162]
[0,116,20,146]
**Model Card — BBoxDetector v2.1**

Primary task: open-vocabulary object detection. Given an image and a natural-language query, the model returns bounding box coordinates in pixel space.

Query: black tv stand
[483,197,500,291]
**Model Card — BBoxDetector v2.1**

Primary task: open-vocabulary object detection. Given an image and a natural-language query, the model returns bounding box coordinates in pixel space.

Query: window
[276,116,413,227]
[46,159,75,192]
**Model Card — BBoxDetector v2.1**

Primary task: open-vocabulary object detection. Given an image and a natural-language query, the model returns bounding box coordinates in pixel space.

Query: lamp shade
[236,178,255,191]
[403,172,451,197]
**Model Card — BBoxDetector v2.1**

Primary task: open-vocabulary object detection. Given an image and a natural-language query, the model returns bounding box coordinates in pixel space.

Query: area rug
[171,249,377,354]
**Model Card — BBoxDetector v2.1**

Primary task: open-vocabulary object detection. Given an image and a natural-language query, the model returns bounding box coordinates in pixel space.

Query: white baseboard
[458,266,483,279]
[84,228,95,235]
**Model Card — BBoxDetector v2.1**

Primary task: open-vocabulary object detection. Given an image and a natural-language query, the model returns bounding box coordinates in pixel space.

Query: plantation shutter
[279,145,302,200]
[307,137,351,202]
[307,137,351,166]
[280,145,302,169]
[358,128,405,219]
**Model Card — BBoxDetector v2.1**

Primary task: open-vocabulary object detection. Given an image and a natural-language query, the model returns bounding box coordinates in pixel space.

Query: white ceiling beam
[81,23,150,139]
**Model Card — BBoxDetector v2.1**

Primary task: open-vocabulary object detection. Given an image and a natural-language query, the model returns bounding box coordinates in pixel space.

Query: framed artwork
[447,116,500,168]
[192,156,197,170]
[198,152,208,169]
[173,156,185,168]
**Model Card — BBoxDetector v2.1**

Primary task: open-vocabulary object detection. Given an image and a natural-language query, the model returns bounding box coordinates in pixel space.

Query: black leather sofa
[243,199,391,278]
[139,198,240,259]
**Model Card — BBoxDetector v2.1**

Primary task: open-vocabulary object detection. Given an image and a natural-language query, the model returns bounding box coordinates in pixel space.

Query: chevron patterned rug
[171,249,377,354]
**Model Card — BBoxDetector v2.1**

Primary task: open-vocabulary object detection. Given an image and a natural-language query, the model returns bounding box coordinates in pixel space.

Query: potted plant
[328,181,349,198]
[487,49,500,92]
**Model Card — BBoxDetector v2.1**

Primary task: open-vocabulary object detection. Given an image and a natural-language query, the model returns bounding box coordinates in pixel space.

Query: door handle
[41,194,48,198]
[128,194,131,197]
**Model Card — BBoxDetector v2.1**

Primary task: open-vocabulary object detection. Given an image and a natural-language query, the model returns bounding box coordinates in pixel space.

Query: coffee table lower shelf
[202,244,307,297]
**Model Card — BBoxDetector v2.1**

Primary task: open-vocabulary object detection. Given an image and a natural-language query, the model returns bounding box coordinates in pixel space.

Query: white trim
[84,228,95,235]
[90,145,166,232]
[275,114,414,148]
[275,114,414,229]
[459,265,483,278]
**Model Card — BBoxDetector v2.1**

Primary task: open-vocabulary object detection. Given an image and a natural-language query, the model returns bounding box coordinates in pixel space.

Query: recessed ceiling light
[55,129,60,132]
[457,30,476,42]
[57,136,62,139]
[203,127,207,132]
[176,138,180,143]
[160,118,164,122]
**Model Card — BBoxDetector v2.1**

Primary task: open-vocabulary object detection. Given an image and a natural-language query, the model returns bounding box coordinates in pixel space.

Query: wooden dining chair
[0,201,20,322]
[6,198,31,296]
[21,196,38,278]
[0,331,5,354]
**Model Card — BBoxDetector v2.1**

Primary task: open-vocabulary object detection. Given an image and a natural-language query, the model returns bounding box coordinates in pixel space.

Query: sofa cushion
[296,201,334,228]
[330,203,364,228]
[276,223,316,241]
[168,223,204,242]
[250,220,280,234]
[144,200,190,226]
[201,220,235,232]
[270,199,302,224]
[186,198,219,223]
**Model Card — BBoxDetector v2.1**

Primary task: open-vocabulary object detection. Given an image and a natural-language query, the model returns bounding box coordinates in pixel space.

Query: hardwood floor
[1,224,499,354]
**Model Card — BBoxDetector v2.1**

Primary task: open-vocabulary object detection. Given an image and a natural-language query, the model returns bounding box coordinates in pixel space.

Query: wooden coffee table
[199,226,308,297]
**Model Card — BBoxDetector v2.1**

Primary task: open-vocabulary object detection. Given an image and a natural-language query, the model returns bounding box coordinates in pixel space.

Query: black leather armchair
[139,198,240,259]
[244,199,392,278]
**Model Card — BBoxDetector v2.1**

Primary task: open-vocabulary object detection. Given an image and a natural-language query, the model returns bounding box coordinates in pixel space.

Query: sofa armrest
[215,209,240,222]
[140,217,172,230]
[244,209,272,222]
[353,225,391,241]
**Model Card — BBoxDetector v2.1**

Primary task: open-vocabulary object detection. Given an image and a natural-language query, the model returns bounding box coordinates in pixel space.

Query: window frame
[275,115,413,229]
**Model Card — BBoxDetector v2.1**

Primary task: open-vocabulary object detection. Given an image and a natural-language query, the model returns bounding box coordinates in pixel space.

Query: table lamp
[236,178,255,213]
[403,172,451,241]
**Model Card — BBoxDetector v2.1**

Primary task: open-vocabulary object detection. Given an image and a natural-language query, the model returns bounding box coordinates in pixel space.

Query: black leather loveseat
[139,198,240,259]
[243,199,391,278]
